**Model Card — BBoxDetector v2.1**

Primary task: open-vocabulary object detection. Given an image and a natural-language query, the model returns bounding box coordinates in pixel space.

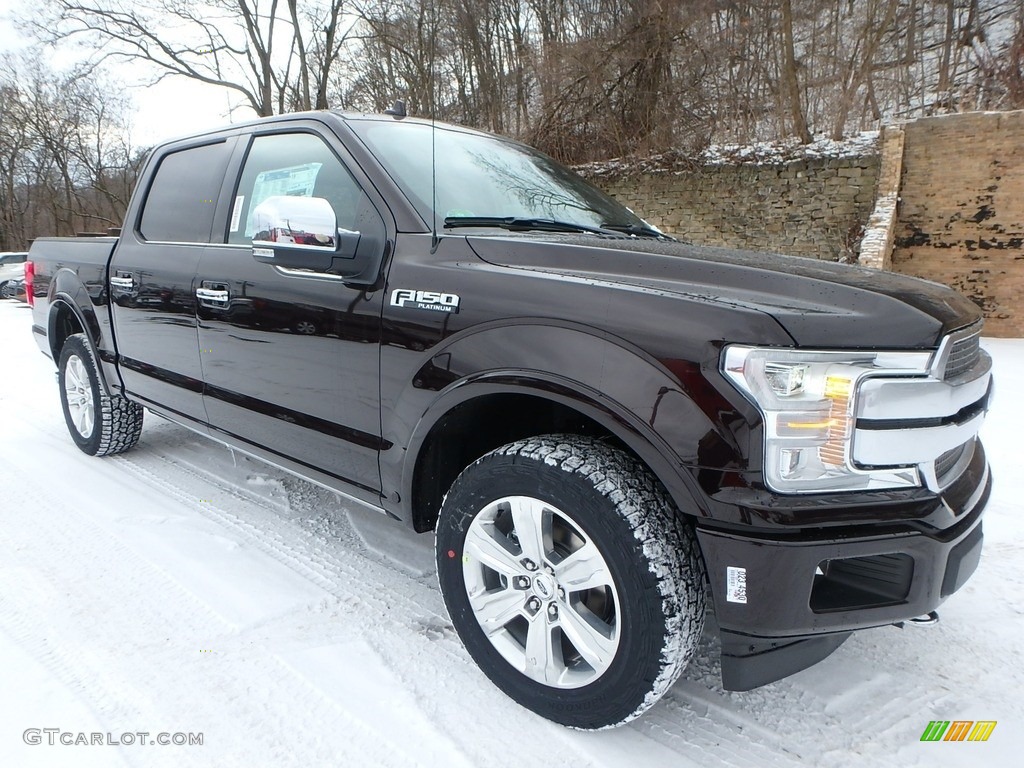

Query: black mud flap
[720,630,852,691]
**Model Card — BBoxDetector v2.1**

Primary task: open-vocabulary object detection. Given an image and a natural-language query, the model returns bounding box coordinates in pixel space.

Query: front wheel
[58,334,144,456]
[436,435,706,729]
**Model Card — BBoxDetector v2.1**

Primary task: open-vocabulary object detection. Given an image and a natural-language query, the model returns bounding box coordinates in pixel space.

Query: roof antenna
[429,1,439,252]
[384,100,406,119]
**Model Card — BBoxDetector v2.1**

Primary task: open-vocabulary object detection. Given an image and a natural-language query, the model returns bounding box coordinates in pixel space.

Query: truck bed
[29,236,119,362]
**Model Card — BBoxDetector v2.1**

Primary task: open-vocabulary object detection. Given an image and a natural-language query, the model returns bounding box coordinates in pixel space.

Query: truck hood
[466,234,981,348]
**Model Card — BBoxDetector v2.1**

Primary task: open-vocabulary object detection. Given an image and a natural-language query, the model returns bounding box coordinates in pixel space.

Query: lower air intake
[810,553,914,613]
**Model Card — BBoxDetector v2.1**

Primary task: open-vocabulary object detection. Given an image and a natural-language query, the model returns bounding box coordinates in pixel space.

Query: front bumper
[697,451,990,690]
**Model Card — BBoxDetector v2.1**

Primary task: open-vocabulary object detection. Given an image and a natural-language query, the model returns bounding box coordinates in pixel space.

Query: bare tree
[0,52,140,249]
[780,0,812,143]
[973,3,1024,109]
[33,0,352,117]
[18,0,1024,170]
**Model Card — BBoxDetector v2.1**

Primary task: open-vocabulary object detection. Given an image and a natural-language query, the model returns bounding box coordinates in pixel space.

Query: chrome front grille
[943,323,982,380]
[934,442,967,481]
[854,324,991,491]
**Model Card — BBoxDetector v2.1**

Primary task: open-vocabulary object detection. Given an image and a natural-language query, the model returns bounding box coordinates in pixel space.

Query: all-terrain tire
[58,333,144,456]
[435,434,706,729]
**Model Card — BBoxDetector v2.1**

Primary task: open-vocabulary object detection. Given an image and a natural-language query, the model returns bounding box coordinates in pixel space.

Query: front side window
[227,133,375,246]
[139,141,231,243]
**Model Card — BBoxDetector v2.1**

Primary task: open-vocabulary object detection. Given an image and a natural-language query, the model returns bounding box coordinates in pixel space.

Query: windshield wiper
[443,216,618,237]
[600,222,674,240]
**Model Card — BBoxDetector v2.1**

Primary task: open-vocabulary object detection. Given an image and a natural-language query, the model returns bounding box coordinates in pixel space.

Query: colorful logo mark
[920,721,996,742]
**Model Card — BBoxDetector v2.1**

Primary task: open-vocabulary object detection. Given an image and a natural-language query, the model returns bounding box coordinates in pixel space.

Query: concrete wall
[892,111,1024,337]
[579,153,880,262]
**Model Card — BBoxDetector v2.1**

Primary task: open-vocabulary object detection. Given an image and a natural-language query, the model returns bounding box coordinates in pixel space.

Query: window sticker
[229,196,244,232]
[245,162,322,236]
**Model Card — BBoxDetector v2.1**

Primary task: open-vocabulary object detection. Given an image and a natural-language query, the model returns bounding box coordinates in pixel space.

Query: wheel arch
[404,375,711,534]
[48,295,114,396]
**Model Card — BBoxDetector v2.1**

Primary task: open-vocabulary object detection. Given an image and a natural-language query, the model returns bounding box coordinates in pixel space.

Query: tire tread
[444,434,706,728]
[63,334,143,456]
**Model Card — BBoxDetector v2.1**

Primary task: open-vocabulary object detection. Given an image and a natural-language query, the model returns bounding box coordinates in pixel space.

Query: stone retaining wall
[579,152,879,262]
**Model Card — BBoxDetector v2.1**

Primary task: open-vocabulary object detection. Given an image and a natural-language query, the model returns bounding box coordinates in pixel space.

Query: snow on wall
[576,134,880,263]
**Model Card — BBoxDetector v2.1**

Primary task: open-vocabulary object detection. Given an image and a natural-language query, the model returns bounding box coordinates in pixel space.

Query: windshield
[348,120,651,232]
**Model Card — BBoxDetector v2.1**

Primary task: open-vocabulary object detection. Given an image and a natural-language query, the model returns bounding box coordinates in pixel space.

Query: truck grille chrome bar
[937,321,983,381]
[853,323,991,492]
[934,442,968,479]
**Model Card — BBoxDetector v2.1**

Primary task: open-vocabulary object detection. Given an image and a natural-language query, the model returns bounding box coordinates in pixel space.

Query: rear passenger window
[139,141,231,243]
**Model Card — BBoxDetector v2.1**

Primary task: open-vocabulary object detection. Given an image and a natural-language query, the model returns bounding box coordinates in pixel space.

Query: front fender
[394,321,748,519]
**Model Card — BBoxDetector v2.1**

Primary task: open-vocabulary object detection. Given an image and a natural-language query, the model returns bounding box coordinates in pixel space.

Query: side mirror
[251,195,362,273]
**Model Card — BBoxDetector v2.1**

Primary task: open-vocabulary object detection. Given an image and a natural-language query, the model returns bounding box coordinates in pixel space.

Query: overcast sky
[0,5,255,147]
[128,76,251,146]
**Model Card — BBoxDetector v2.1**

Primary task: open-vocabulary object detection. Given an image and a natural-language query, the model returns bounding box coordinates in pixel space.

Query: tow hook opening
[894,611,940,629]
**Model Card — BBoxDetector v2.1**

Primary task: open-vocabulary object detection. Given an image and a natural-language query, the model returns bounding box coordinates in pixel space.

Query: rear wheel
[435,435,706,729]
[58,334,144,456]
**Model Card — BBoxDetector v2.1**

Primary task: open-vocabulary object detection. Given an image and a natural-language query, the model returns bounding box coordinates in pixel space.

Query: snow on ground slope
[0,298,1021,767]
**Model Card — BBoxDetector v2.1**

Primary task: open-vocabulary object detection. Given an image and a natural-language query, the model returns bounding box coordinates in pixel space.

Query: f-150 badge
[390,288,460,313]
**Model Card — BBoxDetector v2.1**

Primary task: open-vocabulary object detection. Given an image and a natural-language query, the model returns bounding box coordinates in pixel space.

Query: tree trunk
[780,0,812,143]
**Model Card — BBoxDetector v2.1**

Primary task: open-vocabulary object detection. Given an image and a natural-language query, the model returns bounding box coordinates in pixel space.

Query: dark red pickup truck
[28,110,992,728]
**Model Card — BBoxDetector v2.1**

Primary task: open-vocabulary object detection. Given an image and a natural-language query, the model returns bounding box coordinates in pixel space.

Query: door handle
[196,287,229,303]
[110,275,134,290]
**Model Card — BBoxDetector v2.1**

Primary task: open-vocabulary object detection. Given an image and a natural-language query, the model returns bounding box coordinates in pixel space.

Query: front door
[195,129,387,495]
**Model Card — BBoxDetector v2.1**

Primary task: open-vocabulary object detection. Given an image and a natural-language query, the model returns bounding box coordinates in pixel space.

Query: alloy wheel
[63,354,95,438]
[461,495,620,688]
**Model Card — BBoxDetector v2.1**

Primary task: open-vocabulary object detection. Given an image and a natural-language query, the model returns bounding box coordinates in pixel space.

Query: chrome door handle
[110,276,134,290]
[196,287,229,303]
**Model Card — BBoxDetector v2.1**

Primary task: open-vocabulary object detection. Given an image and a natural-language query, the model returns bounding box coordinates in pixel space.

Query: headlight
[722,346,932,493]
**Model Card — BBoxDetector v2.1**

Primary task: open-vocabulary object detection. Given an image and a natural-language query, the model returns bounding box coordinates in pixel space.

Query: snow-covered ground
[0,298,1021,767]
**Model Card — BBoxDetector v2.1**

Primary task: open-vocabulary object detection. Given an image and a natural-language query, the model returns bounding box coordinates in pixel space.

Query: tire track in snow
[0,432,461,766]
[0,466,225,768]
[110,432,829,768]
[0,386,952,768]
[112,440,718,767]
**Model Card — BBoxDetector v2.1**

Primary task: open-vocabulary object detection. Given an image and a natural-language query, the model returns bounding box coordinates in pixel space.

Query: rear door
[110,137,237,423]
[195,125,388,494]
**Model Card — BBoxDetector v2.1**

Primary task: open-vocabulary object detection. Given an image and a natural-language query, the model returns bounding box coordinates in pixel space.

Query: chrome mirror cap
[251,195,338,250]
